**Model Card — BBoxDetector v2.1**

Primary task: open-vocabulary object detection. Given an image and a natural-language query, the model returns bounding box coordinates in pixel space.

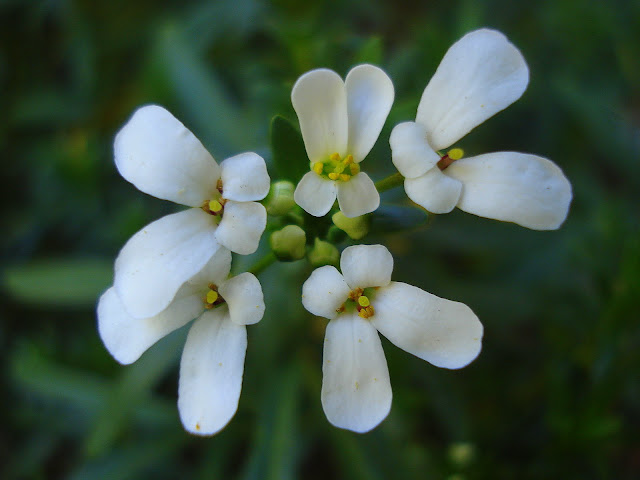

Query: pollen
[313,162,324,175]
[357,295,370,307]
[328,172,339,180]
[344,154,354,164]
[339,173,350,182]
[358,305,375,319]
[329,152,341,162]
[349,163,360,175]
[447,148,464,160]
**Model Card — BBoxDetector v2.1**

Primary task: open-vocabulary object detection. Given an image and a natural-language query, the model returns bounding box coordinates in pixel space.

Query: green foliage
[270,115,309,184]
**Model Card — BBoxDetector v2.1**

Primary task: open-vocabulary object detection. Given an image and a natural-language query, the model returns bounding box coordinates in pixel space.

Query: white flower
[292,64,394,218]
[113,105,270,319]
[390,29,572,230]
[301,244,483,433]
[98,248,265,436]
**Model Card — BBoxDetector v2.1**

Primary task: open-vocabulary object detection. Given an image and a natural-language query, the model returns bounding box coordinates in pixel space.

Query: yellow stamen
[358,296,370,307]
[328,172,339,180]
[208,200,223,213]
[329,152,341,162]
[333,163,346,174]
[349,163,360,175]
[447,148,464,160]
[339,173,350,182]
[206,290,218,304]
[344,154,354,164]
[358,305,375,319]
[313,162,324,175]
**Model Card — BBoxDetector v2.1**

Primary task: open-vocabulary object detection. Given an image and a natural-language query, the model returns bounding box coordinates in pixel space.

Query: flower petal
[416,29,529,151]
[291,68,348,162]
[215,201,266,255]
[404,167,462,214]
[340,244,393,289]
[97,286,203,365]
[178,308,247,436]
[301,266,351,320]
[185,248,232,292]
[345,64,394,162]
[446,152,573,230]
[220,152,270,202]
[114,209,219,319]
[294,171,337,217]
[321,313,392,433]
[389,122,440,178]
[219,273,265,325]
[372,282,483,369]
[114,105,220,207]
[336,172,380,218]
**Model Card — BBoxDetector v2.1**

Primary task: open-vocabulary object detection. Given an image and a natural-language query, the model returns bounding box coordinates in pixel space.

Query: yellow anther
[358,305,375,319]
[333,163,346,174]
[313,162,324,175]
[344,154,354,164]
[206,290,218,304]
[339,174,350,182]
[349,163,360,175]
[328,172,339,180]
[329,152,341,162]
[447,148,464,160]
[208,200,223,213]
[358,295,370,307]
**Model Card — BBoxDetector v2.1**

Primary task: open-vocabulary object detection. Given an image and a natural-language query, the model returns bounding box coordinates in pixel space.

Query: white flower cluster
[98,29,572,436]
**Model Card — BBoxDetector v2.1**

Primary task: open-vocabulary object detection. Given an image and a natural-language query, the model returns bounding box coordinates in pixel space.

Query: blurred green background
[1,0,639,478]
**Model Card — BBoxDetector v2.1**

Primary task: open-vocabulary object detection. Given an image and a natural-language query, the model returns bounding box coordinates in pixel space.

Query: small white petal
[97,286,203,365]
[114,105,220,207]
[389,122,440,178]
[291,68,348,162]
[371,282,483,369]
[341,244,393,290]
[294,171,338,217]
[321,313,392,433]
[114,209,219,319]
[220,152,270,202]
[219,273,265,326]
[336,172,380,218]
[301,266,351,320]
[215,201,267,255]
[446,152,573,230]
[345,64,394,162]
[178,308,247,436]
[185,248,232,292]
[416,29,529,151]
[404,167,462,214]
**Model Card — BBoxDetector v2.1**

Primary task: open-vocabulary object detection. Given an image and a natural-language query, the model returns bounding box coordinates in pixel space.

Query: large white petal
[184,248,232,294]
[389,122,440,179]
[446,152,572,230]
[97,287,203,365]
[416,29,529,151]
[178,308,247,436]
[291,68,348,162]
[345,64,394,162]
[214,200,266,255]
[294,171,337,217]
[301,266,350,320]
[404,167,462,214]
[336,172,380,218]
[340,244,393,290]
[220,152,270,202]
[114,209,219,319]
[219,273,265,326]
[371,282,483,369]
[321,313,392,433]
[114,105,220,207]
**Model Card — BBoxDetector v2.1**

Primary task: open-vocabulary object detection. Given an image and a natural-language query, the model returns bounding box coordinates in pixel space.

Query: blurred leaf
[270,115,309,184]
[369,205,431,234]
[354,36,383,65]
[2,258,112,307]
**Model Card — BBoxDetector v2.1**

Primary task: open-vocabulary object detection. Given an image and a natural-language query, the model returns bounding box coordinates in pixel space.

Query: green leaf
[354,36,383,65]
[2,258,112,308]
[270,115,309,184]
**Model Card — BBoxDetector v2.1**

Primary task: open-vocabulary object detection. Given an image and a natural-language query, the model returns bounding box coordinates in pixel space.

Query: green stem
[248,251,277,276]
[375,172,404,193]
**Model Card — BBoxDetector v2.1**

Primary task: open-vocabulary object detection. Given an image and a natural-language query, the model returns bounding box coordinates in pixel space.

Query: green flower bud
[270,225,306,261]
[331,211,369,240]
[308,237,339,268]
[448,442,475,468]
[264,181,296,216]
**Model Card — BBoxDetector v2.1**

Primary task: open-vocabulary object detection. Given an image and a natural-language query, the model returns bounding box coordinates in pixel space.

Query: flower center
[312,152,360,182]
[203,283,226,309]
[437,148,464,170]
[202,179,226,222]
[336,287,376,319]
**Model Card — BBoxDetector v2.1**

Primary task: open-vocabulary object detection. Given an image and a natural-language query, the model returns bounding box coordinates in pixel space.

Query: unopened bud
[270,225,306,261]
[308,237,339,268]
[332,211,369,240]
[264,181,296,216]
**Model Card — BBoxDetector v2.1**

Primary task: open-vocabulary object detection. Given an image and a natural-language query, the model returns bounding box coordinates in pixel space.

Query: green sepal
[269,115,309,184]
